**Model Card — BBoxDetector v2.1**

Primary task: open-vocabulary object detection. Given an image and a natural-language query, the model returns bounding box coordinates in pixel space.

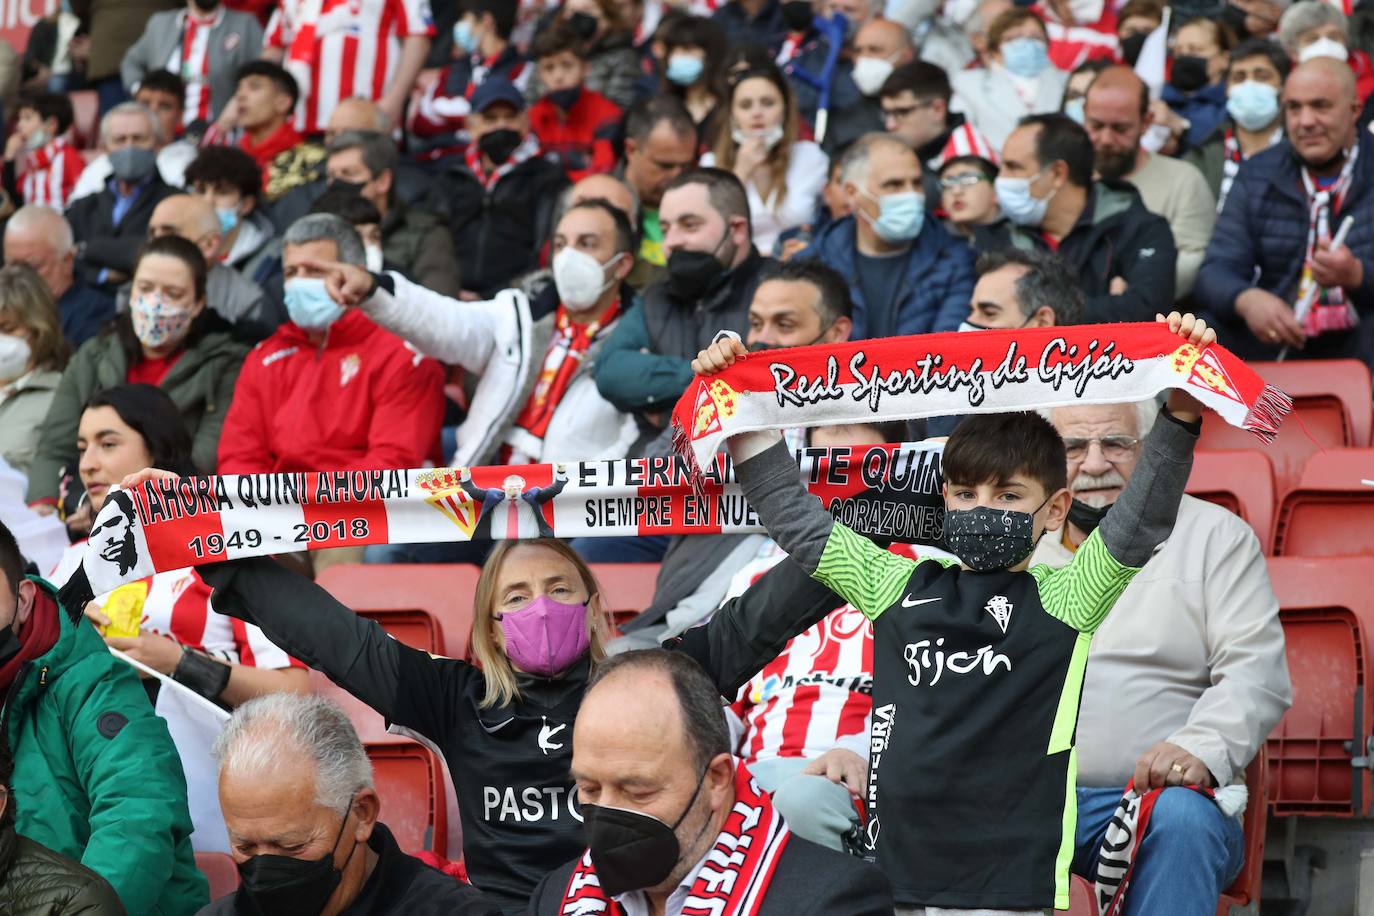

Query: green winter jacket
[4,577,207,915]
[25,321,249,505]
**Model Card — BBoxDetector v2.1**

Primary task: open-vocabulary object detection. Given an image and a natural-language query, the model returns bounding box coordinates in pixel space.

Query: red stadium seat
[315,563,482,659]
[1218,756,1268,912]
[309,671,449,857]
[1186,450,1276,554]
[1196,359,1372,493]
[589,563,660,628]
[195,851,240,901]
[1272,449,1374,557]
[1069,875,1096,915]
[1264,557,1374,816]
[69,90,99,149]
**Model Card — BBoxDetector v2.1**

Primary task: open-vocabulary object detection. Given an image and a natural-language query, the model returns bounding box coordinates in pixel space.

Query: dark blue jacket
[797,215,973,339]
[1163,81,1228,152]
[712,0,784,48]
[1195,140,1374,365]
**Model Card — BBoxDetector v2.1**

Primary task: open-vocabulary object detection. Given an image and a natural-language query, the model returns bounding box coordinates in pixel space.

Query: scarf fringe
[1243,384,1294,444]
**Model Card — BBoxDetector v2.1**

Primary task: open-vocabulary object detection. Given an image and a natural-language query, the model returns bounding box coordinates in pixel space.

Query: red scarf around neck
[464,132,544,190]
[512,300,622,442]
[0,589,61,692]
[558,765,791,916]
[240,121,305,172]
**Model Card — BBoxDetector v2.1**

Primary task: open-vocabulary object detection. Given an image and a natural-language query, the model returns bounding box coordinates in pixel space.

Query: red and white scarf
[670,323,1291,477]
[558,765,790,916]
[1094,780,1247,916]
[1296,143,1360,336]
[465,131,544,189]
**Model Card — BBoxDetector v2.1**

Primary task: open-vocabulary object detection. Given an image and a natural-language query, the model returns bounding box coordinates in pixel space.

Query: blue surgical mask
[1226,80,1280,132]
[453,19,479,55]
[216,207,239,235]
[1001,37,1050,79]
[1063,97,1086,125]
[666,53,704,86]
[284,277,345,331]
[858,189,925,243]
[994,169,1054,227]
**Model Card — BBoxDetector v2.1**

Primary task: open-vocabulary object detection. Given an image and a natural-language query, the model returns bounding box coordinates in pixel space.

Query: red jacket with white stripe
[1034,5,1120,71]
[18,137,85,208]
[218,309,445,475]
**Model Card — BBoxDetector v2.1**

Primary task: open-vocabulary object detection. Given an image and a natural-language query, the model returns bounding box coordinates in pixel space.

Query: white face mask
[1066,0,1104,24]
[1139,122,1173,153]
[1298,37,1348,63]
[553,247,623,309]
[23,129,48,151]
[364,245,384,272]
[945,0,979,27]
[852,55,897,96]
[0,333,32,382]
[730,123,786,150]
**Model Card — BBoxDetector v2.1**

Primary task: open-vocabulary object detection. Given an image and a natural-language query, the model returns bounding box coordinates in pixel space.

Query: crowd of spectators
[0,0,1362,911]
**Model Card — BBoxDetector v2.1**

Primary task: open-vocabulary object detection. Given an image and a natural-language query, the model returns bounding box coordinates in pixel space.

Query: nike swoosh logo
[901,596,941,608]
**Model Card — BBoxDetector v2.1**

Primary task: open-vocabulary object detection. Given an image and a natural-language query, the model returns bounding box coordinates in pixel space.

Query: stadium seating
[195,851,239,901]
[1196,359,1373,493]
[1272,449,1374,557]
[589,563,660,629]
[315,563,481,658]
[1186,450,1276,553]
[1265,556,1374,816]
[309,671,449,857]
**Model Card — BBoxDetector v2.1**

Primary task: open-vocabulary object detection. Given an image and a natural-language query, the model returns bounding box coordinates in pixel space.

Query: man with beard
[1083,66,1216,299]
[1029,401,1291,915]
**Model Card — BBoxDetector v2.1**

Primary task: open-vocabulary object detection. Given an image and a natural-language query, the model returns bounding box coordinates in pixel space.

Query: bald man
[1197,58,1374,368]
[324,98,391,145]
[4,206,115,346]
[851,19,915,97]
[566,172,663,291]
[1083,66,1215,298]
[133,195,275,335]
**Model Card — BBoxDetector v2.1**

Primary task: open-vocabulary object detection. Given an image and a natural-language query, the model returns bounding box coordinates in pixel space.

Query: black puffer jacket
[0,824,125,915]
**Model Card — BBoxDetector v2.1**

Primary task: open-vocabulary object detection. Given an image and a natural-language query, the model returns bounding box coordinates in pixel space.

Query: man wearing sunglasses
[1029,402,1291,915]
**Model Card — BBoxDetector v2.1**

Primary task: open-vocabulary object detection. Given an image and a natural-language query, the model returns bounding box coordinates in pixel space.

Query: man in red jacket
[527,21,623,183]
[216,212,444,571]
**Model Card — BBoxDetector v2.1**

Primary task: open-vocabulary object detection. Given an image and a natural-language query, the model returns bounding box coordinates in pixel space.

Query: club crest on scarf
[1168,343,1242,405]
[415,469,482,538]
[691,378,741,439]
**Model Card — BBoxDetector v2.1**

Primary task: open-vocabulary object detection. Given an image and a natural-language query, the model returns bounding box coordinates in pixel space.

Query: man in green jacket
[0,521,207,914]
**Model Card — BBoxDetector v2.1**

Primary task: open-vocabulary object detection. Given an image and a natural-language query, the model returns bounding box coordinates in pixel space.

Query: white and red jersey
[267,0,435,134]
[170,9,224,125]
[49,543,301,670]
[1033,6,1120,71]
[19,136,85,208]
[928,119,999,170]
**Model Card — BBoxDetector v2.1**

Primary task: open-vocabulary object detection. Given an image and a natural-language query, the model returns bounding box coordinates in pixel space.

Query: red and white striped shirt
[19,136,85,209]
[50,544,301,670]
[1034,6,1119,71]
[172,9,224,126]
[267,0,435,135]
[928,119,999,170]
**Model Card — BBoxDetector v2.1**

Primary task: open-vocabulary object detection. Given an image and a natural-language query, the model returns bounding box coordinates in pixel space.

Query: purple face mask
[498,595,591,677]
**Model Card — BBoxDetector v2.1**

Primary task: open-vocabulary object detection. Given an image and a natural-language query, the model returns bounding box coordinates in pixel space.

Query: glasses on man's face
[881,101,934,121]
[940,172,988,191]
[1063,435,1141,462]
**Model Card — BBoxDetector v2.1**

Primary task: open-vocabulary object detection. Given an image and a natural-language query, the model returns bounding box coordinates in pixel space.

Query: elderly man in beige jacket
[1031,399,1292,916]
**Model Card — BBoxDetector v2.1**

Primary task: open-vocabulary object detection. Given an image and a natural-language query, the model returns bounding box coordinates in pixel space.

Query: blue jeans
[569,534,671,563]
[1074,786,1245,916]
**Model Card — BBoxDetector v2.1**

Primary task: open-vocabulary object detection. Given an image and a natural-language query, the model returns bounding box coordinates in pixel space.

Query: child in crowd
[694,312,1214,913]
[3,92,84,209]
[527,20,623,182]
[939,154,1002,236]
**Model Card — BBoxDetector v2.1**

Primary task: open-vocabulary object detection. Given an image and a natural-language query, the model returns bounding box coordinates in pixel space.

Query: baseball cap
[470,78,526,114]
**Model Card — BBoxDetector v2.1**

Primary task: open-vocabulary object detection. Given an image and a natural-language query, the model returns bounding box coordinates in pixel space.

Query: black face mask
[1120,31,1148,67]
[1220,4,1251,39]
[943,494,1051,571]
[1168,56,1211,93]
[582,770,708,897]
[666,232,731,303]
[195,0,220,10]
[478,128,523,166]
[327,178,366,196]
[568,11,599,41]
[1066,497,1110,534]
[0,618,21,668]
[237,799,358,916]
[547,86,582,111]
[782,0,814,31]
[748,327,830,352]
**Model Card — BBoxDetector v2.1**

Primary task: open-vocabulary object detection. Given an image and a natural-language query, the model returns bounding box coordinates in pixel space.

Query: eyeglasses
[940,173,990,190]
[881,101,935,121]
[1062,435,1141,462]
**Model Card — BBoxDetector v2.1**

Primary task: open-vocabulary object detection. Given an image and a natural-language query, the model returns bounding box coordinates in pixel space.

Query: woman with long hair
[646,11,728,138]
[0,263,68,475]
[24,236,247,515]
[702,63,829,255]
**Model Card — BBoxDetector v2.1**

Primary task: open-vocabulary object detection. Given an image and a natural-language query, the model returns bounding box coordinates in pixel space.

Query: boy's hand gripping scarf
[1094,781,1248,916]
[61,444,946,604]
[558,764,790,916]
[670,323,1291,476]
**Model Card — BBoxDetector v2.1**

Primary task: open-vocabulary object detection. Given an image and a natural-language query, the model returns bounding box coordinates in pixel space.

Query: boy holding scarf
[691,312,1213,914]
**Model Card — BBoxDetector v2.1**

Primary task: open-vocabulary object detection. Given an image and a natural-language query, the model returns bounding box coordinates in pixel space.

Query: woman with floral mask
[0,265,67,476]
[950,8,1069,149]
[701,64,829,255]
[113,518,611,914]
[23,236,248,516]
